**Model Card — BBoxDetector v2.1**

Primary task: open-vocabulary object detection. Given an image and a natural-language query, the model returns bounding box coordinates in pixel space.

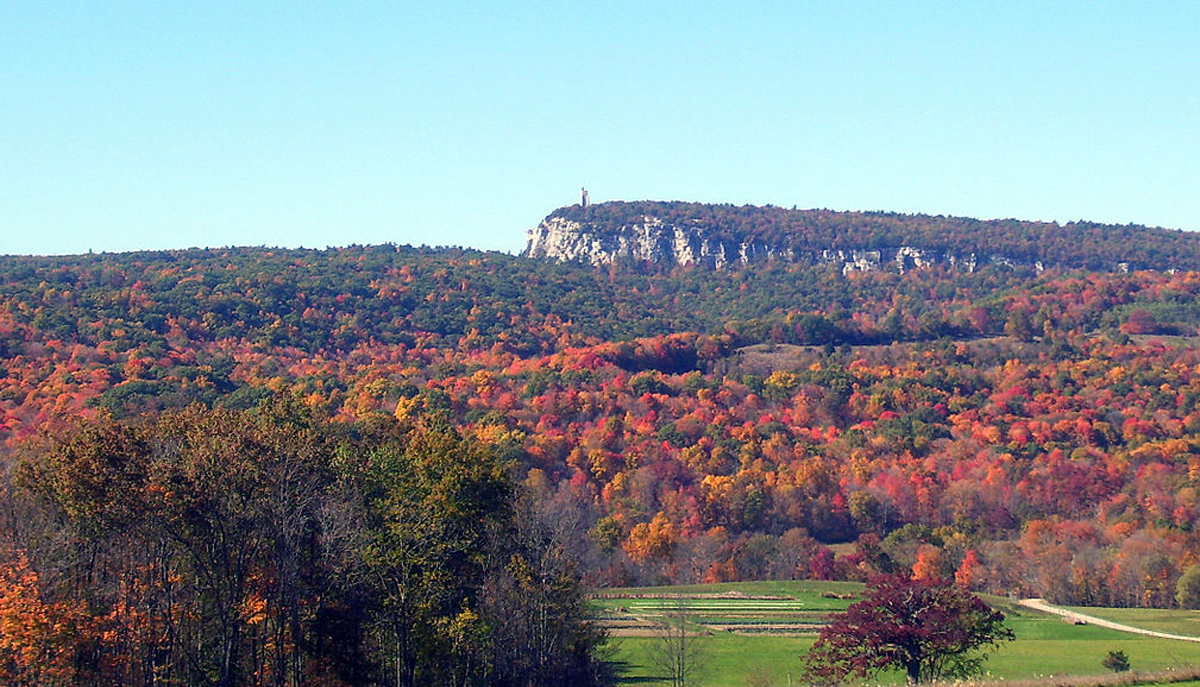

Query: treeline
[552,200,1200,270]
[0,398,607,687]
[4,243,1193,368]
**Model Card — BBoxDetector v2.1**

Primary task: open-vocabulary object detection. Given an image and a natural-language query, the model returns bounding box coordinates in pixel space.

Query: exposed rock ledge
[523,215,1044,274]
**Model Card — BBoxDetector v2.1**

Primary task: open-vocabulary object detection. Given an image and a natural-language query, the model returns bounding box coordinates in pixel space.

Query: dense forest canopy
[6,210,1200,682]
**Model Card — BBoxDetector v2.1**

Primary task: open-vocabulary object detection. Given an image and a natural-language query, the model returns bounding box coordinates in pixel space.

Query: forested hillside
[5,223,1200,683]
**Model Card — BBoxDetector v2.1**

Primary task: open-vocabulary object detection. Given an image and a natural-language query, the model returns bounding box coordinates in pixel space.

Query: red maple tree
[804,573,1013,684]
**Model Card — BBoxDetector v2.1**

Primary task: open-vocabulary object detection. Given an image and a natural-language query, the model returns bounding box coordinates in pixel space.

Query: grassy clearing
[595,583,1200,687]
[607,634,813,686]
[593,580,858,639]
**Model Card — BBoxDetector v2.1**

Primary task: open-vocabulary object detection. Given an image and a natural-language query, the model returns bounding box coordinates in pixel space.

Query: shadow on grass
[607,660,664,685]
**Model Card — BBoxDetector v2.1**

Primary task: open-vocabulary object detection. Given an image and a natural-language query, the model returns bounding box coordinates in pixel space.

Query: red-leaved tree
[804,573,1013,684]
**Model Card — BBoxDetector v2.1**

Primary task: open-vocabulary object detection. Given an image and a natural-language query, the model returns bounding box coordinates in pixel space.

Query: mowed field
[593,582,1200,687]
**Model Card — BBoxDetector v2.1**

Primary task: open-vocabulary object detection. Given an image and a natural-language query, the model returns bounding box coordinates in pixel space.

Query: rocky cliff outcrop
[524,213,1041,274]
[524,215,782,270]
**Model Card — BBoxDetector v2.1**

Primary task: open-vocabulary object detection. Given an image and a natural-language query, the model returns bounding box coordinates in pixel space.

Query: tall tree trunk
[906,658,921,684]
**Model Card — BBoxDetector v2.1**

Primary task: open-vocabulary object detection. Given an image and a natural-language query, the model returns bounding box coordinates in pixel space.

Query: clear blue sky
[3,1,1198,256]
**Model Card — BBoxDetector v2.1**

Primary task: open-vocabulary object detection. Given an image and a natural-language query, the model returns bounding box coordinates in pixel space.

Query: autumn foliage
[4,231,1200,634]
[0,400,606,686]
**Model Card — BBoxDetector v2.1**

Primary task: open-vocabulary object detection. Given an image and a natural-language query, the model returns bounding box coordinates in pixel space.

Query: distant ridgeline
[524,200,1200,273]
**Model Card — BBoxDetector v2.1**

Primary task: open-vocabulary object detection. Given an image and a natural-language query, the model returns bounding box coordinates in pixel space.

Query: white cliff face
[947,253,979,272]
[895,246,934,272]
[819,249,879,275]
[524,216,758,269]
[523,215,1041,273]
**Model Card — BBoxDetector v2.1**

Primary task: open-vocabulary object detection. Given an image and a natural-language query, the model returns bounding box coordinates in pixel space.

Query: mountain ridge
[524,200,1199,272]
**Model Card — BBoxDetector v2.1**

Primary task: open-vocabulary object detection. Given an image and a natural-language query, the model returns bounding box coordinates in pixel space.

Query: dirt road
[1018,598,1200,643]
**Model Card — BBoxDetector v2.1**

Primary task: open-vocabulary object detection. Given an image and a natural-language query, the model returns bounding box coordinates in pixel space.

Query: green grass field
[594,583,1200,687]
